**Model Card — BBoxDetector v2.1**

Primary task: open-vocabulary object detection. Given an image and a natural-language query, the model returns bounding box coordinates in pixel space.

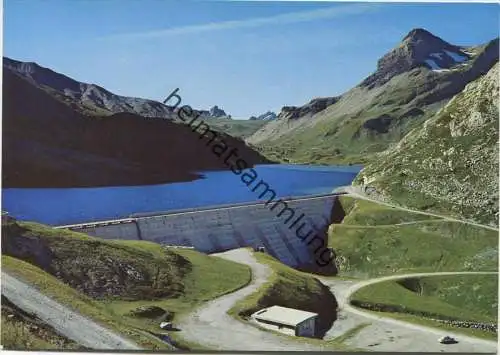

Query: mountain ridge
[2,66,270,188]
[3,57,177,119]
[247,29,499,166]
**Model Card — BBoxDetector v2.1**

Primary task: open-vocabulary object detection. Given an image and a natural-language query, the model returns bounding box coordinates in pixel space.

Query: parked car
[160,322,173,330]
[438,336,458,344]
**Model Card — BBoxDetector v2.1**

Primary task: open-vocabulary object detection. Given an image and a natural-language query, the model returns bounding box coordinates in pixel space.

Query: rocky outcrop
[191,105,230,119]
[278,96,340,121]
[249,111,277,121]
[1,218,190,300]
[361,114,394,134]
[209,105,227,117]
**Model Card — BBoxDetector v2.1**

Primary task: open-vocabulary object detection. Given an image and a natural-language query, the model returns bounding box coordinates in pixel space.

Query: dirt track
[1,272,141,350]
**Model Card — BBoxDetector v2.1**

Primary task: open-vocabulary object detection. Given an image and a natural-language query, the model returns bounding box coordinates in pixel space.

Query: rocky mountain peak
[249,111,277,121]
[361,28,471,88]
[403,28,441,43]
[209,105,227,117]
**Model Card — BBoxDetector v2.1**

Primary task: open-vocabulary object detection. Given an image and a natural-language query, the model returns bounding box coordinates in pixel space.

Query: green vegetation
[328,197,498,339]
[227,251,362,350]
[2,219,252,350]
[351,275,498,339]
[249,68,445,167]
[202,117,268,138]
[105,246,251,324]
[329,197,498,277]
[338,196,439,226]
[229,251,337,337]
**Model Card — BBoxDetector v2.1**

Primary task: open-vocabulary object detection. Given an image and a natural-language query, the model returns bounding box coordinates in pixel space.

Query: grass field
[329,196,498,339]
[1,219,252,350]
[351,274,498,339]
[329,197,498,277]
[203,117,268,138]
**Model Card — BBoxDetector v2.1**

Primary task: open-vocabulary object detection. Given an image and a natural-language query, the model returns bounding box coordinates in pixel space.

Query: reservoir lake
[2,164,361,225]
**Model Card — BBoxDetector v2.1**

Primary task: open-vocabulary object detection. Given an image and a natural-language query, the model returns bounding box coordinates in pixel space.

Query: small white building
[251,305,318,337]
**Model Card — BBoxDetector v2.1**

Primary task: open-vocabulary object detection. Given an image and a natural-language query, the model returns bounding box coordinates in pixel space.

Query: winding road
[3,189,497,351]
[3,251,497,352]
[1,272,141,350]
[177,249,328,350]
[321,272,498,352]
[175,249,498,352]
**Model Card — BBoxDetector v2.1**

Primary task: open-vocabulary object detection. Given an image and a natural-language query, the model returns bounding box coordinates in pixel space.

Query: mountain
[355,62,499,226]
[3,57,176,119]
[2,65,270,188]
[249,111,277,121]
[361,28,472,88]
[191,105,230,119]
[247,29,499,165]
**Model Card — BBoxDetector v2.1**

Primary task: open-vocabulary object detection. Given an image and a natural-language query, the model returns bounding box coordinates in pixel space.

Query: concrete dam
[56,193,346,269]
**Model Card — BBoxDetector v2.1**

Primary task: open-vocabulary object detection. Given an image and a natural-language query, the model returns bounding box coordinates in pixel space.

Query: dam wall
[62,194,343,268]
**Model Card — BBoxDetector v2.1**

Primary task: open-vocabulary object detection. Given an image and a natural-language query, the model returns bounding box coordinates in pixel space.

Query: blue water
[2,164,361,225]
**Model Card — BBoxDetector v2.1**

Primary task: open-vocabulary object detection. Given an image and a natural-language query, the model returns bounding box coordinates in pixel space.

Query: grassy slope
[329,196,498,277]
[351,275,498,339]
[328,196,497,338]
[1,220,251,350]
[202,118,268,138]
[250,70,445,166]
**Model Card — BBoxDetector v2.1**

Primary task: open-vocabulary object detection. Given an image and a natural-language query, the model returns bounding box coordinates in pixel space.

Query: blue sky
[4,1,499,118]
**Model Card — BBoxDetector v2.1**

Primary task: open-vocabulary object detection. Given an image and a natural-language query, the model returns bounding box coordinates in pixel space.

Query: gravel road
[1,272,141,350]
[177,249,497,352]
[176,248,328,351]
[321,271,498,353]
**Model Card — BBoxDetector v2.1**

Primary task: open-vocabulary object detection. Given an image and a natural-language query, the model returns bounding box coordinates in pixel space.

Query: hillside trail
[339,185,499,231]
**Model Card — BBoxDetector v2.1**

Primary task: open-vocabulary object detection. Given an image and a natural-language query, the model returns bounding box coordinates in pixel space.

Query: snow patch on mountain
[424,59,442,70]
[444,50,468,63]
